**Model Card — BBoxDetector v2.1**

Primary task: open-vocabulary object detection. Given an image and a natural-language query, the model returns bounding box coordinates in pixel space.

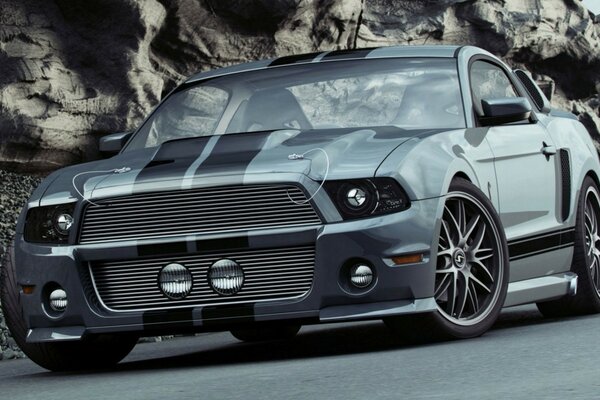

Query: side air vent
[514,69,545,111]
[560,149,571,222]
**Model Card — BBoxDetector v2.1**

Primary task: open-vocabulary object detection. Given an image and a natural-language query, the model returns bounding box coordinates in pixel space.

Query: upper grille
[79,185,321,244]
[89,245,315,311]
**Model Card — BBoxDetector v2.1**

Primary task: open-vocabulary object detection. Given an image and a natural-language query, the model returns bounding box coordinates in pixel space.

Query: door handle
[541,142,556,156]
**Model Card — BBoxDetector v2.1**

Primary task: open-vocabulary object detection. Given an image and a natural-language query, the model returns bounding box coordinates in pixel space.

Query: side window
[470,60,518,115]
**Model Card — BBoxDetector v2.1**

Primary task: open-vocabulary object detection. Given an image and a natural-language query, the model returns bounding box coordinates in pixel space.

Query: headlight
[324,178,410,219]
[24,203,76,244]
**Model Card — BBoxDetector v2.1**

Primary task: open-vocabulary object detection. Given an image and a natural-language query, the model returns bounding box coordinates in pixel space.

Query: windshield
[126,58,465,150]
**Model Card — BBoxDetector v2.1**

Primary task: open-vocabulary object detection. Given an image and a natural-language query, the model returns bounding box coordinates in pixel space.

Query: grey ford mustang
[2,45,600,371]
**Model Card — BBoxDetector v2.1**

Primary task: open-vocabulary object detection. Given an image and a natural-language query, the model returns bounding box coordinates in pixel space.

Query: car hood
[39,127,441,204]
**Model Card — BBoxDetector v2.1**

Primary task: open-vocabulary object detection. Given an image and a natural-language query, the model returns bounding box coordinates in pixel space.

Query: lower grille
[89,245,315,312]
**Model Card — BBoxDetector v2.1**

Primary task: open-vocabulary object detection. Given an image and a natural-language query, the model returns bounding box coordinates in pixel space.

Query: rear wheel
[0,240,137,371]
[537,177,600,317]
[230,324,301,342]
[386,178,509,342]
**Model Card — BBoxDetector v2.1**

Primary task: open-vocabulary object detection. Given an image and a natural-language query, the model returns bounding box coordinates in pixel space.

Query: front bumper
[15,196,442,343]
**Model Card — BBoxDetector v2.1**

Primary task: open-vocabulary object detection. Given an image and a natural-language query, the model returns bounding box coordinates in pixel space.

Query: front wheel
[386,178,509,342]
[0,241,137,371]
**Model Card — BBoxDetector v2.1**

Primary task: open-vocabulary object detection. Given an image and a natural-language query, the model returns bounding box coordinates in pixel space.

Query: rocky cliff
[0,0,598,172]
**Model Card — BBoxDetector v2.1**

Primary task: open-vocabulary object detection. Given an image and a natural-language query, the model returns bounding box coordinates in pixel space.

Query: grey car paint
[11,45,600,343]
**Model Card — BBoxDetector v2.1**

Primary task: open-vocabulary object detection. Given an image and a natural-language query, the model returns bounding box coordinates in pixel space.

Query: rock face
[0,0,598,171]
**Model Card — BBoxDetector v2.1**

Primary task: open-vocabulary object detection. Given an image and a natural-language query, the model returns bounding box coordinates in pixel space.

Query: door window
[470,60,518,115]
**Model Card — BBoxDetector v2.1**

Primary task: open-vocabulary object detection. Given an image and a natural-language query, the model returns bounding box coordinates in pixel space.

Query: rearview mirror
[99,132,133,156]
[479,97,532,126]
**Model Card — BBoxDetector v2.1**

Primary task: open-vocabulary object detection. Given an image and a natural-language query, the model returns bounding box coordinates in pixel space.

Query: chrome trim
[79,185,322,244]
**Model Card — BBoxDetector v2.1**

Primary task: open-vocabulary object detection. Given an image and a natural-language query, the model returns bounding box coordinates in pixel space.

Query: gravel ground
[0,170,43,361]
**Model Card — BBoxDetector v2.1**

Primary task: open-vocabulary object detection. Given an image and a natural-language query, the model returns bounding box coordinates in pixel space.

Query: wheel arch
[566,160,600,227]
[585,169,600,188]
[451,171,472,183]
[439,162,480,198]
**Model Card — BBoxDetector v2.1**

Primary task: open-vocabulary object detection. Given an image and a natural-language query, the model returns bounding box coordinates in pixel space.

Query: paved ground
[0,305,599,399]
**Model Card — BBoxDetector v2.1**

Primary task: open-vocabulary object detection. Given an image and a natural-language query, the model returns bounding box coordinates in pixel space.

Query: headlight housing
[24,203,76,244]
[324,178,410,219]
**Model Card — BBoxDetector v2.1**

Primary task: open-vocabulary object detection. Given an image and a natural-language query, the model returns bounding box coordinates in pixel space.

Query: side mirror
[479,97,532,126]
[99,132,133,156]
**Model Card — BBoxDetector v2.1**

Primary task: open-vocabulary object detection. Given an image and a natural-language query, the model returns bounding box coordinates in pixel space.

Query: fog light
[159,263,193,300]
[49,289,68,312]
[350,264,373,288]
[208,259,244,295]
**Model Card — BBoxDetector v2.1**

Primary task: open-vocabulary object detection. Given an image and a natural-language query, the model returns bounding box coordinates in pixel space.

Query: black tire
[385,178,509,343]
[230,323,301,343]
[0,240,137,371]
[537,176,600,317]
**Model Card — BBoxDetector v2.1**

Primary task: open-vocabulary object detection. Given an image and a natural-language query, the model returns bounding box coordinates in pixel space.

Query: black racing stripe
[138,241,187,257]
[509,232,561,259]
[133,136,214,192]
[508,228,574,245]
[279,126,440,147]
[269,52,323,67]
[196,236,249,253]
[561,228,576,245]
[201,305,254,326]
[143,308,194,330]
[510,243,574,261]
[191,131,271,187]
[321,47,377,60]
[508,228,575,260]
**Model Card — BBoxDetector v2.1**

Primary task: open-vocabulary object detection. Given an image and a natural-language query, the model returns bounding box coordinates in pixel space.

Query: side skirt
[503,272,578,308]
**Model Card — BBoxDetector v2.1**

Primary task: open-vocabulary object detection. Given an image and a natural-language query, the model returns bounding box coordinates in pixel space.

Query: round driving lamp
[159,263,193,300]
[208,259,244,296]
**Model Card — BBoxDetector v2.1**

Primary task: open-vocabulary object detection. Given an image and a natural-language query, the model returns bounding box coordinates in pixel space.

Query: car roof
[185,45,493,84]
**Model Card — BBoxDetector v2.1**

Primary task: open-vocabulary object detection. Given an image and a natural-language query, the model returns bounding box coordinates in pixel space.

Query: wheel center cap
[453,249,467,268]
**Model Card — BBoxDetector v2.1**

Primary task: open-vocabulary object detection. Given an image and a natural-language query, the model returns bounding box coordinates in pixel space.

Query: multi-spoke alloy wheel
[435,193,504,326]
[584,186,600,295]
[385,178,508,341]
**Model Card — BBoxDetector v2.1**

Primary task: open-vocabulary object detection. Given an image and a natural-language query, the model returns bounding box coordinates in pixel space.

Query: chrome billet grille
[89,245,315,312]
[79,185,321,244]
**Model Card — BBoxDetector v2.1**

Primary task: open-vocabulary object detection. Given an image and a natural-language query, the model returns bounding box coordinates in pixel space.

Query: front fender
[375,129,494,201]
